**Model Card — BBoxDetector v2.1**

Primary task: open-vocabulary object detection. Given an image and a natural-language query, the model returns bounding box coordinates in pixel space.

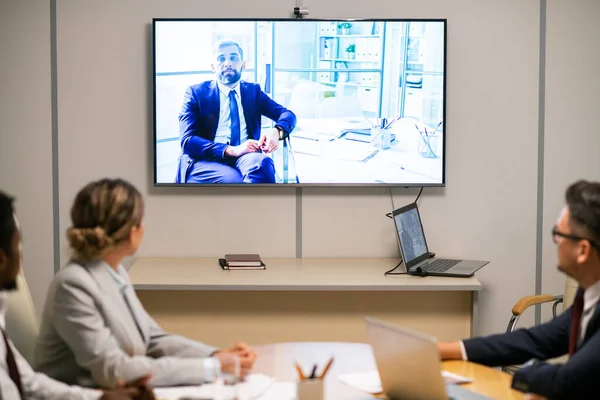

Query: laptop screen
[393,205,428,264]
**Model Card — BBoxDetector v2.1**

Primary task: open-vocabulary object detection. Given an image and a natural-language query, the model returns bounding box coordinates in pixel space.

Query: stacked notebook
[219,254,266,270]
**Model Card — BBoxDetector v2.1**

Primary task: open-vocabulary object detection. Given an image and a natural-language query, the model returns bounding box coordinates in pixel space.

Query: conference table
[252,342,524,400]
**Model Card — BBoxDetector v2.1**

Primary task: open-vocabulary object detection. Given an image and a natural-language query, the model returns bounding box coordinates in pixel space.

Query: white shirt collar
[0,292,6,330]
[216,80,240,97]
[583,280,600,314]
[104,264,128,294]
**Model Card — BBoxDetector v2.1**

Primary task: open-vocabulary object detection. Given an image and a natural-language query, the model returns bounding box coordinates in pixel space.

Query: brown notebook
[223,254,265,269]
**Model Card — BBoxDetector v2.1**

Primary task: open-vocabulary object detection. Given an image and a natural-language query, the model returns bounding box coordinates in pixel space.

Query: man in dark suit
[438,180,600,400]
[176,39,297,184]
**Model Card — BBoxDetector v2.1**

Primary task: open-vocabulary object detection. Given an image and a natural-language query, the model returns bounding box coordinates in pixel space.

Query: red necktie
[569,292,585,356]
[2,328,23,397]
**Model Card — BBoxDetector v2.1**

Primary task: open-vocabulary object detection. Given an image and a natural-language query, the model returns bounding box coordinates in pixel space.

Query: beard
[219,68,242,85]
[0,279,17,291]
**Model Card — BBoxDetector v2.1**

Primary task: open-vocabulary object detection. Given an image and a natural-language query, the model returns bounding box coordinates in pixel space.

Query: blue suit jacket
[175,80,296,183]
[464,289,599,399]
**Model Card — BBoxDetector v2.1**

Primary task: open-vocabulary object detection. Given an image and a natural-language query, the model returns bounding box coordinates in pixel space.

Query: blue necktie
[229,90,241,146]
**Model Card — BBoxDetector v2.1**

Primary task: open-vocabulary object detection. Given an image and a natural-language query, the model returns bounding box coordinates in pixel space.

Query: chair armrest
[512,294,555,316]
[507,294,564,334]
[503,293,565,373]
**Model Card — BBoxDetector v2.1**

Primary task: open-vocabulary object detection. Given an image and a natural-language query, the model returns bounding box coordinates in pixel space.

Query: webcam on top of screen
[293,6,308,18]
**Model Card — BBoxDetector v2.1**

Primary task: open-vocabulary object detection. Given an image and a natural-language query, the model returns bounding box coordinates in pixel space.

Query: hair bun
[67,226,114,259]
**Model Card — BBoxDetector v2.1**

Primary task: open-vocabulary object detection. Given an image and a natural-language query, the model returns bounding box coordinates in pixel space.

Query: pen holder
[417,131,440,158]
[371,126,392,150]
[297,378,324,400]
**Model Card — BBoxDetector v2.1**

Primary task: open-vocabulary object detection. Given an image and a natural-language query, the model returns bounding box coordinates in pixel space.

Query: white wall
[53,0,540,337]
[0,0,54,316]
[541,0,600,319]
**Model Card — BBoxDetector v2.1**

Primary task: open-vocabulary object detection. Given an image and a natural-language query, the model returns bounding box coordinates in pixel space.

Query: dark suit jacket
[464,289,599,399]
[175,80,296,183]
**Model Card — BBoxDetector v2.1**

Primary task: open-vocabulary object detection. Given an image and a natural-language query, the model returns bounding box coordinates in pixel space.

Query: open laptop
[392,202,489,277]
[365,316,490,400]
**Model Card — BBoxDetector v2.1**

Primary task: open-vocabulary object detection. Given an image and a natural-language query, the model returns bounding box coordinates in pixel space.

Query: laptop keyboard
[424,259,461,272]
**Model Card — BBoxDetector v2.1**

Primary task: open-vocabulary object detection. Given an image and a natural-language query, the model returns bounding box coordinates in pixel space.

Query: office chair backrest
[563,275,578,311]
[5,271,39,364]
[319,96,364,119]
[287,79,324,119]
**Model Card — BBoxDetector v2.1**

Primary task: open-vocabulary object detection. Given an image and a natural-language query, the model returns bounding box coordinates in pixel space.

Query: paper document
[257,382,296,400]
[153,373,275,400]
[442,370,475,385]
[338,370,473,394]
[330,139,379,162]
[338,371,383,394]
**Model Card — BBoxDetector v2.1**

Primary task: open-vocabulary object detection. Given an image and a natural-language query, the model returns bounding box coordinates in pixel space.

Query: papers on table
[337,370,473,394]
[153,373,280,400]
[257,382,296,400]
[442,370,475,385]
[338,370,383,394]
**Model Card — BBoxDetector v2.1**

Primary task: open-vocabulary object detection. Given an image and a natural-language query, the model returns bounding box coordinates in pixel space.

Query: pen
[319,357,334,379]
[383,116,400,130]
[309,364,318,379]
[431,120,443,136]
[295,362,306,380]
[362,149,378,163]
[414,124,436,156]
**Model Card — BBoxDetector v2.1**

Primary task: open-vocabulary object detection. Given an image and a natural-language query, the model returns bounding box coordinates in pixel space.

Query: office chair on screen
[287,79,327,119]
[274,134,299,184]
[502,276,578,374]
[319,96,365,119]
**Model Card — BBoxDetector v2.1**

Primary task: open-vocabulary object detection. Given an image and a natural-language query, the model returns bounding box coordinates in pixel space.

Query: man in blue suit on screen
[175,39,297,184]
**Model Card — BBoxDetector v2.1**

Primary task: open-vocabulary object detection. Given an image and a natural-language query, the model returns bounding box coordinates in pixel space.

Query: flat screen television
[153,18,446,186]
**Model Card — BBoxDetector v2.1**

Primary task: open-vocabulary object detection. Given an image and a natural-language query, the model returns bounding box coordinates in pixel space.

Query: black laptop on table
[392,203,489,278]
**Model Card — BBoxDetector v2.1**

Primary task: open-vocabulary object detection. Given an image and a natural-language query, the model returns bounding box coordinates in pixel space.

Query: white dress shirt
[460,280,600,360]
[213,80,248,145]
[0,292,6,330]
[578,279,600,345]
[0,292,102,399]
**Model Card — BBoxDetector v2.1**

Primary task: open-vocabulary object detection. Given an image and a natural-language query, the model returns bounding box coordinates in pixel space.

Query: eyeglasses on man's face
[552,225,600,250]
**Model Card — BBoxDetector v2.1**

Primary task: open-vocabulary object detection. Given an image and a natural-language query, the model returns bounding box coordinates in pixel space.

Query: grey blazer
[33,260,218,388]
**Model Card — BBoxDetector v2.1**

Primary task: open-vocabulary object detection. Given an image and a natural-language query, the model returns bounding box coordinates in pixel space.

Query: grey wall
[1,0,599,337]
[541,0,600,320]
[0,0,54,316]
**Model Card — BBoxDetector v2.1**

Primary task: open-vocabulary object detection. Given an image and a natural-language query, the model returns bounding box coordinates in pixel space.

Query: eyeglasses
[552,226,600,249]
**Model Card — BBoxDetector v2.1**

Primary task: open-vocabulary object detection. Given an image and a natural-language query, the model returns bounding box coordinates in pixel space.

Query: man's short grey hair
[212,39,244,60]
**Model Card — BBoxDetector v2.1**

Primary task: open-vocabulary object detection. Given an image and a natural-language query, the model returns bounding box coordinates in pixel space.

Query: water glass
[215,353,242,400]
[371,126,392,150]
[417,131,440,158]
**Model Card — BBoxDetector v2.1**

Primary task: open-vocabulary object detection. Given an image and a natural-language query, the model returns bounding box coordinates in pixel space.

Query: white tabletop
[253,342,378,400]
[129,257,482,291]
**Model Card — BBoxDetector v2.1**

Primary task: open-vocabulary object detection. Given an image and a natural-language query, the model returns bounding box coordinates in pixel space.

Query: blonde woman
[33,178,255,388]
